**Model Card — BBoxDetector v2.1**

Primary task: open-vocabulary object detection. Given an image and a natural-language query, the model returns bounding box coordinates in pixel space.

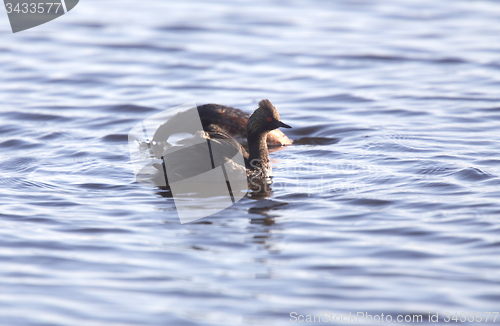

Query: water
[1,0,499,325]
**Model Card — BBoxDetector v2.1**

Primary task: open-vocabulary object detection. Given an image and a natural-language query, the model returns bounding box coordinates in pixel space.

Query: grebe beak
[277,120,292,129]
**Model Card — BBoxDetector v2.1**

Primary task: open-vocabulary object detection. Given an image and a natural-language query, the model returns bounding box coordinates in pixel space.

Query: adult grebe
[152,99,291,182]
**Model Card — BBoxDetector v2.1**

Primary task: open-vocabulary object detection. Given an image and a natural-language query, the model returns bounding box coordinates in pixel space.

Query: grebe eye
[266,117,272,122]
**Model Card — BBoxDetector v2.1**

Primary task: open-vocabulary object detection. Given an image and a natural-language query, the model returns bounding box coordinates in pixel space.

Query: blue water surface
[0,0,499,325]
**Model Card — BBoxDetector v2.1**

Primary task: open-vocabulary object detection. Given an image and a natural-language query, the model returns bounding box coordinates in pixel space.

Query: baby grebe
[152,99,291,182]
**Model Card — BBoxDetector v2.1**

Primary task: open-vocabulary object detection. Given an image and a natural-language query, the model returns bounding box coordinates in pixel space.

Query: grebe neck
[247,131,270,173]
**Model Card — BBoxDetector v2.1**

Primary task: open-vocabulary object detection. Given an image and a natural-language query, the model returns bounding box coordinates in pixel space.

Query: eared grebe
[152,99,291,183]
[244,99,292,178]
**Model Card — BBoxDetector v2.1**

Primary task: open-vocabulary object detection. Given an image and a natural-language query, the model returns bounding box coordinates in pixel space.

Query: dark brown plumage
[196,102,293,147]
[152,99,292,182]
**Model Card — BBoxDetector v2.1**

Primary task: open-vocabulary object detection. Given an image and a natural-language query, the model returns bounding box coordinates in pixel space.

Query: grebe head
[247,99,292,137]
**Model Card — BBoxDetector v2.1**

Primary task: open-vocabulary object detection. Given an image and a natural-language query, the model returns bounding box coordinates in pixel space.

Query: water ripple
[0,0,499,324]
